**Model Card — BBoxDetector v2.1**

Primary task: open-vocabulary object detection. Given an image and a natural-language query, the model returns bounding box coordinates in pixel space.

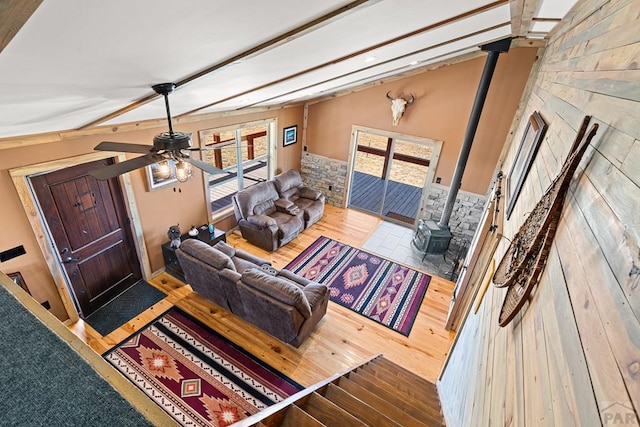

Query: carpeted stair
[248,355,445,426]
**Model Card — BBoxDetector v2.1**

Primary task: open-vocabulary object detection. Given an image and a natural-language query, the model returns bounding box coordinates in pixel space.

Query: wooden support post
[213,134,223,169]
[246,135,255,160]
[381,137,393,179]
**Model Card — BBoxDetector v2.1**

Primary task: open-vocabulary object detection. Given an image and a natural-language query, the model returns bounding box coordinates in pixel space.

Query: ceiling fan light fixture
[156,160,172,179]
[175,160,192,183]
[153,131,192,151]
[90,83,220,181]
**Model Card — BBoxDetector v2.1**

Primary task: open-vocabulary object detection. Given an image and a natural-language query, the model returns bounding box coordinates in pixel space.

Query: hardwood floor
[68,205,456,387]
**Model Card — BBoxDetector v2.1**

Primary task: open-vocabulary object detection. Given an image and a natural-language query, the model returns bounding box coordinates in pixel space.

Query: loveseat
[176,239,329,347]
[232,180,304,252]
[274,169,325,229]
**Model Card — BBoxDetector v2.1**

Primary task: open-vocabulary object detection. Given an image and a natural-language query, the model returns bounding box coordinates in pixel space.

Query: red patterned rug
[103,308,303,426]
[285,236,430,336]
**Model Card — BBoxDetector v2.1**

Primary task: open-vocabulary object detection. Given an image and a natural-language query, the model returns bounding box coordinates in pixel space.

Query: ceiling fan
[89,83,225,181]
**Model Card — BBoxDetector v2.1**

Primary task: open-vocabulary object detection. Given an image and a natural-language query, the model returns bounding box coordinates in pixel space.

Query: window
[199,119,276,219]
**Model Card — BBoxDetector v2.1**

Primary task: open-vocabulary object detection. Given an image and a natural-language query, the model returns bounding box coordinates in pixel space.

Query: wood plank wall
[438,0,640,425]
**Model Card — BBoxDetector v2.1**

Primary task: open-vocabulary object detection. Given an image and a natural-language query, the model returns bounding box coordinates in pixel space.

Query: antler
[386,91,393,101]
[406,94,415,105]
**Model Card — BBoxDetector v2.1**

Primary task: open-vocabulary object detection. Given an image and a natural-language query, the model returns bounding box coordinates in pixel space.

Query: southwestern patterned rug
[104,308,303,427]
[285,236,431,336]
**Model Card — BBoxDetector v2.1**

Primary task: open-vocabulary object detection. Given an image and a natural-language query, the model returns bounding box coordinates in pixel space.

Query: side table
[162,226,226,281]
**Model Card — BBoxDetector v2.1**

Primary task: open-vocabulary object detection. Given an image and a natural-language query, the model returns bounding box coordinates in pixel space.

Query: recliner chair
[232,180,304,251]
[273,169,325,229]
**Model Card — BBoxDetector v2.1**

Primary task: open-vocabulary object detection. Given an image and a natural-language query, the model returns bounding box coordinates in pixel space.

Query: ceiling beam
[520,0,540,36]
[0,104,298,151]
[301,35,546,106]
[0,0,42,54]
[510,0,525,36]
[180,0,509,116]
[77,0,380,130]
[511,0,540,37]
[244,22,510,109]
[305,50,488,106]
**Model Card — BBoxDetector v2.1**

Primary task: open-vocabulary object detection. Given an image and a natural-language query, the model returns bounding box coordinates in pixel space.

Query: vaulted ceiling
[0,0,576,141]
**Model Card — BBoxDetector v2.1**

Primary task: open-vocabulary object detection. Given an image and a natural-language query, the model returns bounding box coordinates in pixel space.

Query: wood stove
[413,219,452,258]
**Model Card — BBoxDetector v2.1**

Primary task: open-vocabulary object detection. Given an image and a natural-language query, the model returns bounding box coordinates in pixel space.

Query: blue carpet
[0,281,153,426]
[85,280,165,336]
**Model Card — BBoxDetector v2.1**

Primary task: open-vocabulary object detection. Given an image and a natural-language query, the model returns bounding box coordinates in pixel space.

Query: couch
[176,239,329,347]
[232,180,304,251]
[274,169,325,229]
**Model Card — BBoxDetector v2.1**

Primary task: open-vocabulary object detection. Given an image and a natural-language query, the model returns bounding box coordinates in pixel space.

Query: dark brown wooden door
[31,159,142,317]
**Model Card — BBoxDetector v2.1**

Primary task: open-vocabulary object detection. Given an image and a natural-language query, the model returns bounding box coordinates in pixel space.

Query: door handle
[63,256,81,264]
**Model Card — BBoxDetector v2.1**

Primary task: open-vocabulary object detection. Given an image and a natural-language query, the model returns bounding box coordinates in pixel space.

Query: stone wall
[421,184,486,241]
[300,152,348,206]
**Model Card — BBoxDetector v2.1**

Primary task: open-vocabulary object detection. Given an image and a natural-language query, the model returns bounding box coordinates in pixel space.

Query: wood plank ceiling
[0,0,576,144]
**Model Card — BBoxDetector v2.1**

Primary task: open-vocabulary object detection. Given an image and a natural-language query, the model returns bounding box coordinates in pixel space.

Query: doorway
[10,152,150,322]
[347,127,441,226]
[30,159,142,317]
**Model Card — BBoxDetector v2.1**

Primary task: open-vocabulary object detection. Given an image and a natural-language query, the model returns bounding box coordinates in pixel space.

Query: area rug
[104,307,304,427]
[85,279,166,336]
[285,236,430,336]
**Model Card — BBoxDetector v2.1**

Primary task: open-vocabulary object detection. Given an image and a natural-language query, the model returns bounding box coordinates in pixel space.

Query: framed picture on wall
[145,159,177,191]
[505,111,548,219]
[8,272,30,295]
[283,125,298,147]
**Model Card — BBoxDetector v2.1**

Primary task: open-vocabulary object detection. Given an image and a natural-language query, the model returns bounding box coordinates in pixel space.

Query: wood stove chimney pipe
[438,37,512,229]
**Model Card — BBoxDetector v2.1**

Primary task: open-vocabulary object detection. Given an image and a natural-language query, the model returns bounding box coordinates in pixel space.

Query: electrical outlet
[436,177,441,184]
[41,300,51,310]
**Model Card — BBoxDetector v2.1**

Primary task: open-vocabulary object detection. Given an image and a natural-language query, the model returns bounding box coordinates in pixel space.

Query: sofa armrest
[219,268,242,283]
[299,187,322,201]
[303,282,329,311]
[247,214,277,228]
[274,198,294,210]
[278,269,312,287]
[275,198,300,215]
[235,248,272,267]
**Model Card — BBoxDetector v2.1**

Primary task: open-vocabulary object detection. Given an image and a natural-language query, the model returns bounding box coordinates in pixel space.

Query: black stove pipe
[438,37,511,229]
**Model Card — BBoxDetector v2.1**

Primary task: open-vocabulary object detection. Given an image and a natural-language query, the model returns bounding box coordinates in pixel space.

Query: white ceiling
[0,0,577,140]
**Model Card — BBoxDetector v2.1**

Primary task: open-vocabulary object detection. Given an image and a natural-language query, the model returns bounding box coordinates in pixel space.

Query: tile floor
[362,220,468,281]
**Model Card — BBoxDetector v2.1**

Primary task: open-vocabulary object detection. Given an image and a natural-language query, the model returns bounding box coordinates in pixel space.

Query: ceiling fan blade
[188,141,236,150]
[184,157,226,175]
[89,154,166,180]
[94,141,155,154]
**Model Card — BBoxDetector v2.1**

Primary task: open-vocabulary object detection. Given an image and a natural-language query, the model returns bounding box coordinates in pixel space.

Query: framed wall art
[145,159,177,191]
[505,111,548,219]
[283,125,298,147]
[8,271,30,295]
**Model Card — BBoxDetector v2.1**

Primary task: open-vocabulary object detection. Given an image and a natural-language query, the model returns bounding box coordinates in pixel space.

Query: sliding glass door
[348,128,437,226]
[381,139,431,224]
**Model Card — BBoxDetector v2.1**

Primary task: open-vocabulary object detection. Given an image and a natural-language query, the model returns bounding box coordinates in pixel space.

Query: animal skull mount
[386,91,415,126]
